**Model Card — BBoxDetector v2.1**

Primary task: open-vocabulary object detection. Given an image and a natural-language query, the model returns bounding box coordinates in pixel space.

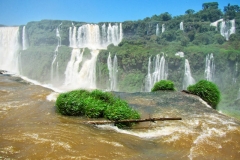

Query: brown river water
[1,74,240,160]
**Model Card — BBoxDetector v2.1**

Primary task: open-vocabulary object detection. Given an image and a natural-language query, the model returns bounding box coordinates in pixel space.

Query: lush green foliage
[55,89,140,127]
[151,80,175,92]
[104,99,140,127]
[20,2,240,119]
[187,80,221,109]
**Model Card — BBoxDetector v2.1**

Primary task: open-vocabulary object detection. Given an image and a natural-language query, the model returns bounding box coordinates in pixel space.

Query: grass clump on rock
[187,80,220,109]
[55,89,140,127]
[151,80,175,92]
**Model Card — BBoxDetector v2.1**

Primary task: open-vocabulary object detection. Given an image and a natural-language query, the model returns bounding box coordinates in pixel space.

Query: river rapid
[1,74,240,160]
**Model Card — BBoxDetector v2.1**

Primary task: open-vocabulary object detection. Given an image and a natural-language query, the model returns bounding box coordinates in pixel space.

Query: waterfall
[210,19,223,31]
[64,49,99,90]
[101,24,107,46]
[65,23,122,90]
[204,53,215,82]
[183,59,195,90]
[162,24,165,33]
[18,52,23,74]
[107,53,118,91]
[119,23,123,42]
[145,57,152,92]
[51,24,62,83]
[156,24,159,36]
[0,27,20,73]
[22,26,28,50]
[145,54,168,92]
[51,47,58,82]
[220,19,235,41]
[78,24,101,49]
[180,22,184,31]
[70,23,123,49]
[64,48,84,86]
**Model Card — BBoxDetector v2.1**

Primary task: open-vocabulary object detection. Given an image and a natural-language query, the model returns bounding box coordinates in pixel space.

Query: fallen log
[85,117,182,125]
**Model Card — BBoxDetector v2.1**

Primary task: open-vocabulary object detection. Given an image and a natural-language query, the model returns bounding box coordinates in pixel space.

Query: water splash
[183,59,195,90]
[107,53,118,91]
[180,22,184,31]
[0,27,20,73]
[22,26,28,50]
[145,54,168,92]
[204,53,215,82]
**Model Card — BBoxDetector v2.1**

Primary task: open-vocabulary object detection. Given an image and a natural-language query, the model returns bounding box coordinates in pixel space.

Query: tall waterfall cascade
[107,53,118,91]
[51,24,62,83]
[180,22,184,31]
[65,23,123,90]
[145,54,168,92]
[64,49,99,90]
[156,24,160,36]
[69,23,123,49]
[183,59,195,90]
[0,27,20,73]
[22,26,28,50]
[162,24,165,33]
[204,53,215,82]
[210,19,235,40]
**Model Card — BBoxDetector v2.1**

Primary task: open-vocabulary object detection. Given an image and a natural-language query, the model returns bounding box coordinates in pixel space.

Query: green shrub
[55,89,140,127]
[104,99,140,127]
[55,90,90,116]
[187,80,220,109]
[151,80,175,92]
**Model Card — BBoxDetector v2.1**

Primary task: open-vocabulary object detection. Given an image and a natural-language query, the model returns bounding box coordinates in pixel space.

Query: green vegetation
[187,80,221,109]
[55,89,140,127]
[19,2,240,118]
[151,80,175,92]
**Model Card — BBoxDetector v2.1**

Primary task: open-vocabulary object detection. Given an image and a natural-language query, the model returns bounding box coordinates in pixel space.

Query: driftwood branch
[85,117,182,125]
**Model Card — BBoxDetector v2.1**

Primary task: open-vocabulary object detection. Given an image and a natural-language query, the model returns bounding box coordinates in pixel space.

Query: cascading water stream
[204,53,215,82]
[183,59,195,90]
[22,26,28,50]
[107,53,118,91]
[0,27,20,73]
[64,23,123,90]
[145,54,168,92]
[156,24,159,36]
[180,22,184,31]
[70,23,123,49]
[162,24,165,33]
[220,19,235,41]
[51,23,62,83]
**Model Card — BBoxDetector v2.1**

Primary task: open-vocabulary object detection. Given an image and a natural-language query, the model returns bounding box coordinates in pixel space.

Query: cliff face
[2,4,237,117]
[18,17,240,100]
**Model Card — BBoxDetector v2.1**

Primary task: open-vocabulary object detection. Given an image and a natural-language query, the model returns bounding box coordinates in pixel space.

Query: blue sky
[0,0,239,25]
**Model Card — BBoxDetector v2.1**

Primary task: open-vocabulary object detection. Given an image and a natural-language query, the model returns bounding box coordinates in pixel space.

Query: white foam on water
[46,92,60,102]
